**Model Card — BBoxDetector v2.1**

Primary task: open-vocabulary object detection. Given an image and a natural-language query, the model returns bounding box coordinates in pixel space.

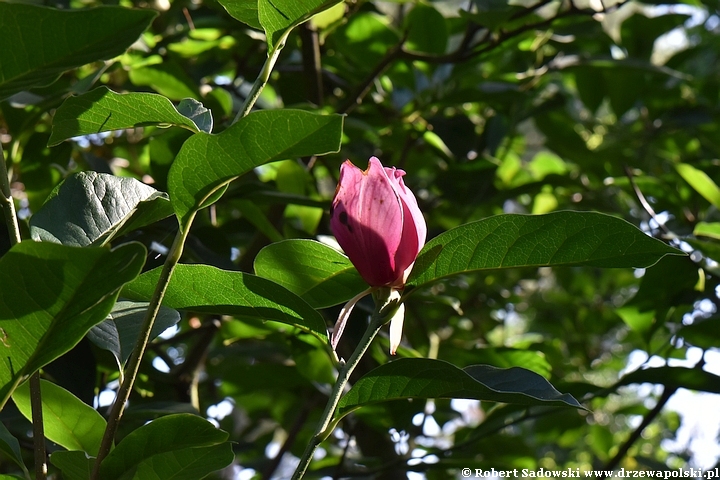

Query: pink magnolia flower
[329,157,426,354]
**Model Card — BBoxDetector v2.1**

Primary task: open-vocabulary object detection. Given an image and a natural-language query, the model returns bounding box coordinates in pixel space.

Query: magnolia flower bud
[329,157,427,354]
[330,157,426,288]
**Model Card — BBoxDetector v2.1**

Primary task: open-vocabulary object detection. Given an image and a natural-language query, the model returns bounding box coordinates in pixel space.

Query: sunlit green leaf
[0,3,156,99]
[676,163,720,208]
[408,212,682,288]
[693,222,720,240]
[168,109,343,228]
[49,87,204,146]
[254,239,367,309]
[13,379,106,456]
[121,264,329,343]
[128,62,200,101]
[258,0,343,52]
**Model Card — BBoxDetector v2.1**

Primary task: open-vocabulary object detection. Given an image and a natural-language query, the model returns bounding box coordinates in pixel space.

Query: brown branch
[262,396,319,480]
[598,387,676,479]
[623,165,671,236]
[339,38,407,114]
[299,23,323,106]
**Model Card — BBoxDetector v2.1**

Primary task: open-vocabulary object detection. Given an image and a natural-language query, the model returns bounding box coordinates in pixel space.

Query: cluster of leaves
[1,0,719,478]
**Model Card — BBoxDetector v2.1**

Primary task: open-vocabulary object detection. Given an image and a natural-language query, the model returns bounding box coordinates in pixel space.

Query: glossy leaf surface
[408,212,682,288]
[168,109,343,227]
[49,87,204,146]
[99,414,230,480]
[122,265,329,342]
[13,379,106,456]
[0,3,156,99]
[254,239,367,308]
[337,358,583,418]
[87,300,181,367]
[29,172,173,247]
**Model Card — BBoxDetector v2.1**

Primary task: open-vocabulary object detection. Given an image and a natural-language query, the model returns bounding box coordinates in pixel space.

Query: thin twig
[339,38,407,114]
[623,165,671,236]
[1,144,45,480]
[91,225,191,480]
[0,144,21,247]
[262,396,319,480]
[299,23,323,106]
[598,387,676,479]
[29,375,46,480]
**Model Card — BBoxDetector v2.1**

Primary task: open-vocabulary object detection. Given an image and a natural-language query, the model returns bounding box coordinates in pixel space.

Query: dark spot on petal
[339,211,353,232]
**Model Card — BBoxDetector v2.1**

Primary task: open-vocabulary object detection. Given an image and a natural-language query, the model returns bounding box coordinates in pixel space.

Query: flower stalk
[291,290,400,479]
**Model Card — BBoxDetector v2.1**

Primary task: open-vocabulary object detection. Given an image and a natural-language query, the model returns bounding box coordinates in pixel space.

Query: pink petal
[331,158,405,287]
[385,168,427,287]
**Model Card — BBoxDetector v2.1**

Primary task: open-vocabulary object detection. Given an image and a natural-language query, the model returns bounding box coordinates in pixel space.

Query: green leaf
[0,422,28,476]
[450,348,553,379]
[0,3,156,100]
[335,13,400,68]
[127,62,201,101]
[337,358,583,419]
[404,5,448,55]
[235,200,284,243]
[12,379,106,456]
[49,87,203,146]
[29,172,173,247]
[407,212,683,288]
[0,241,145,408]
[215,0,262,30]
[254,239,367,309]
[176,98,213,134]
[465,0,522,30]
[130,443,234,480]
[677,317,720,350]
[676,163,720,208]
[616,255,698,336]
[121,265,329,343]
[98,414,228,480]
[693,222,720,240]
[618,366,720,394]
[258,0,344,52]
[86,301,181,368]
[168,109,343,228]
[50,451,93,480]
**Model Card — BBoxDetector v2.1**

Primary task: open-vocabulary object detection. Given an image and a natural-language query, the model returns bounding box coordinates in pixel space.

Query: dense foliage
[1,0,719,478]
